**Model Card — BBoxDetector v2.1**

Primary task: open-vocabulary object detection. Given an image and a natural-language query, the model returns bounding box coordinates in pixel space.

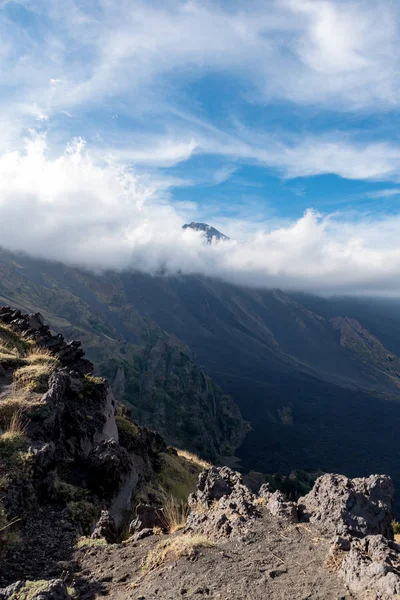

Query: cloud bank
[1,137,400,296]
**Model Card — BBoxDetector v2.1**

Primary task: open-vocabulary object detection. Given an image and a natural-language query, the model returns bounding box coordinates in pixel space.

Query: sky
[2,0,400,294]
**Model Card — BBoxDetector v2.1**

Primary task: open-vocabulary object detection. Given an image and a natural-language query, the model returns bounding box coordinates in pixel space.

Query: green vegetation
[76,536,107,549]
[53,475,90,503]
[392,520,400,535]
[82,373,106,400]
[156,452,201,503]
[66,500,98,534]
[116,414,139,437]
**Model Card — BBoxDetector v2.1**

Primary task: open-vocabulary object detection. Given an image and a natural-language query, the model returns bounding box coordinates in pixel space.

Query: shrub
[392,520,400,535]
[67,500,98,534]
[116,414,139,437]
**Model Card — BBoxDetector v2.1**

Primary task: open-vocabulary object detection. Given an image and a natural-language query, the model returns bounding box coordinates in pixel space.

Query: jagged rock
[131,527,154,541]
[266,491,298,522]
[185,467,258,539]
[129,504,164,534]
[298,474,394,538]
[0,580,72,600]
[340,535,400,599]
[0,580,24,599]
[29,442,56,473]
[87,439,131,497]
[258,482,273,499]
[91,510,117,543]
[189,467,245,509]
[0,307,92,374]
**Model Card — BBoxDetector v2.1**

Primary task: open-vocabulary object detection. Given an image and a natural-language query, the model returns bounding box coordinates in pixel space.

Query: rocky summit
[1,307,400,600]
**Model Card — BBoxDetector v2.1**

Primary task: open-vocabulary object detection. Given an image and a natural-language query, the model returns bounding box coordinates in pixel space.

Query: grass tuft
[13,363,54,393]
[174,448,212,470]
[0,391,44,429]
[160,492,189,534]
[0,323,33,357]
[76,536,107,549]
[26,347,59,365]
[142,534,214,575]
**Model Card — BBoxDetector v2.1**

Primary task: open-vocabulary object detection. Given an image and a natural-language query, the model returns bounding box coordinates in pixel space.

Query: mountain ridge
[1,246,400,509]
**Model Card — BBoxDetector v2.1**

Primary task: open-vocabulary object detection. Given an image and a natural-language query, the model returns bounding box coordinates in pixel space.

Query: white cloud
[2,137,400,296]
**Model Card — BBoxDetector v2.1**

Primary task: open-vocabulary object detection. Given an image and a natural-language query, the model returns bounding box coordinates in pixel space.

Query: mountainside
[0,249,247,462]
[1,246,400,506]
[0,307,205,588]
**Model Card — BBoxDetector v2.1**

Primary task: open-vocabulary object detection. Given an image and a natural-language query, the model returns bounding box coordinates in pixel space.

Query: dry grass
[4,410,28,436]
[0,410,29,456]
[142,534,214,575]
[0,390,44,429]
[76,536,107,549]
[26,347,59,365]
[174,448,212,470]
[254,496,268,507]
[0,323,33,358]
[13,363,53,392]
[160,492,189,534]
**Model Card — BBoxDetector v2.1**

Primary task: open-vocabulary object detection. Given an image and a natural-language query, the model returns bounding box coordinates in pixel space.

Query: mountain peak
[182,221,229,243]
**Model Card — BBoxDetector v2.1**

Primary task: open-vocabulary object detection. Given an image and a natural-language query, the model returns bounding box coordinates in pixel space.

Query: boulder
[0,581,24,599]
[266,491,298,522]
[91,510,117,543]
[340,535,400,599]
[129,503,164,534]
[190,467,246,509]
[298,474,394,539]
[185,467,258,539]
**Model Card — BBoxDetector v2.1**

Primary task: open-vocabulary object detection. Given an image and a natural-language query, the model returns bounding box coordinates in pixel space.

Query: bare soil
[71,508,352,600]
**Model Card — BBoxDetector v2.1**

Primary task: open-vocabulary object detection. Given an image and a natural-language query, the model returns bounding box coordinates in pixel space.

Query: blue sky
[2,0,400,294]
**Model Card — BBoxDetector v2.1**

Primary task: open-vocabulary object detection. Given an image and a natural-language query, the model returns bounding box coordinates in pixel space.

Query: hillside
[0,314,399,600]
[0,307,206,586]
[0,250,247,462]
[2,247,400,506]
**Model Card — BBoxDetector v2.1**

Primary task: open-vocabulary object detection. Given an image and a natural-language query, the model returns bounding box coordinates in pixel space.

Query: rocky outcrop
[185,467,258,539]
[340,535,400,599]
[298,473,394,539]
[91,511,117,544]
[0,307,199,588]
[129,503,164,534]
[0,307,92,375]
[0,580,72,600]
